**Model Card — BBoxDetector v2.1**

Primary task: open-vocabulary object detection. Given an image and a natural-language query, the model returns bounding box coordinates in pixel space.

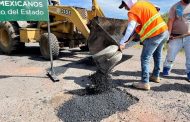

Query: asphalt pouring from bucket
[86,45,122,94]
[87,17,139,94]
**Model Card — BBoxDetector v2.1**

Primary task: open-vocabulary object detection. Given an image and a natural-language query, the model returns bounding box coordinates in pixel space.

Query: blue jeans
[164,35,190,74]
[141,31,169,83]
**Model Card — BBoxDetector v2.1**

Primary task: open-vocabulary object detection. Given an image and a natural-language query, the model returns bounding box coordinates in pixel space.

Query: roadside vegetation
[162,13,169,51]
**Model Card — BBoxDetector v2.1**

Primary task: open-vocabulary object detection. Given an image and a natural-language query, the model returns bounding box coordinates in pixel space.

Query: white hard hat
[51,0,60,5]
[120,0,137,9]
[153,4,160,11]
[51,0,60,3]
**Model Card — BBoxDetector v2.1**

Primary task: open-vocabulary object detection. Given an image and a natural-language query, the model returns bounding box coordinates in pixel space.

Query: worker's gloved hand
[119,44,125,51]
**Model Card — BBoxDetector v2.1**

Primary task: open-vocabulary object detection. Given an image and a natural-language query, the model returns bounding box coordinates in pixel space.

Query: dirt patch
[49,92,73,108]
[17,67,43,74]
[121,106,167,122]
[1,65,43,75]
[56,88,138,122]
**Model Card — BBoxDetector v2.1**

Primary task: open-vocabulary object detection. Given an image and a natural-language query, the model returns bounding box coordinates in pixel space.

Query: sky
[61,0,179,19]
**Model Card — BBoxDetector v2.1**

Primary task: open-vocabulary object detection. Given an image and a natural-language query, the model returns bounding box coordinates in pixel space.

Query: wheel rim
[0,29,9,48]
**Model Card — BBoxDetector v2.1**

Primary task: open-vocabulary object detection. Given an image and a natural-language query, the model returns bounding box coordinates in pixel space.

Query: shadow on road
[0,75,47,79]
[160,75,186,81]
[51,57,96,76]
[152,83,190,93]
[53,51,132,77]
[0,46,88,62]
[64,75,138,92]
[62,54,135,88]
[112,70,141,77]
[120,54,133,63]
[112,79,137,86]
[0,46,46,62]
[171,69,186,75]
[64,75,91,88]
[65,89,89,96]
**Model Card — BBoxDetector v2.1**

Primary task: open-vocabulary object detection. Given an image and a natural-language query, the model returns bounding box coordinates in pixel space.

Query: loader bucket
[88,17,139,54]
[88,17,139,74]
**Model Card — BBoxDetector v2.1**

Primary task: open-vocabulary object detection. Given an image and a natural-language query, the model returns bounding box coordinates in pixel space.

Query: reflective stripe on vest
[138,13,166,42]
[141,22,166,41]
[139,13,161,36]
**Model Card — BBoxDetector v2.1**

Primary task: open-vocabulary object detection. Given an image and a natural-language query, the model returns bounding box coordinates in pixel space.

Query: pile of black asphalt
[57,87,138,122]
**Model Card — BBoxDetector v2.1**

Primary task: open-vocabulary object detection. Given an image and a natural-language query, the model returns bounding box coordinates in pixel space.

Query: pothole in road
[56,88,139,122]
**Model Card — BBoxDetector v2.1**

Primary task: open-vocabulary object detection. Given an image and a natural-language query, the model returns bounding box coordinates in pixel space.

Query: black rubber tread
[39,33,59,60]
[0,21,23,54]
[11,22,25,51]
[80,45,89,51]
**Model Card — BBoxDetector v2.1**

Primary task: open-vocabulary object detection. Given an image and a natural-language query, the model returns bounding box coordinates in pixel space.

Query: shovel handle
[171,34,190,39]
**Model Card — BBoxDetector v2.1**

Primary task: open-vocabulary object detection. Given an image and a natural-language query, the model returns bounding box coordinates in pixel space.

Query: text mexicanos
[0,1,43,7]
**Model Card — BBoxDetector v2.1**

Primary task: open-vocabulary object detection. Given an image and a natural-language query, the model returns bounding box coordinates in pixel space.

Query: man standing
[163,0,190,82]
[119,0,169,90]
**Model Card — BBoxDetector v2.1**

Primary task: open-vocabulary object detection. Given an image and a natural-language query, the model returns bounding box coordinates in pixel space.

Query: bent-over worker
[119,0,169,90]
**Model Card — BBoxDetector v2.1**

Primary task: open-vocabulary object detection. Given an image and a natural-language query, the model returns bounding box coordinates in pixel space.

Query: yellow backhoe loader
[0,0,104,59]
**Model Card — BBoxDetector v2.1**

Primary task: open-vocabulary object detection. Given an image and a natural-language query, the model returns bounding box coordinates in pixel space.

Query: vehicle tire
[0,21,23,54]
[39,33,59,60]
[80,45,89,51]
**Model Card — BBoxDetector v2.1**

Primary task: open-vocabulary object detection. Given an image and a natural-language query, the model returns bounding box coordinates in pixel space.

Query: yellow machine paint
[20,28,41,43]
[0,0,104,59]
[19,0,104,43]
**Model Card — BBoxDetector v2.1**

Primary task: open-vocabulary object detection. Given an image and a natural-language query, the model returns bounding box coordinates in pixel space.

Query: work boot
[162,67,170,76]
[132,82,150,90]
[187,72,190,82]
[150,76,160,83]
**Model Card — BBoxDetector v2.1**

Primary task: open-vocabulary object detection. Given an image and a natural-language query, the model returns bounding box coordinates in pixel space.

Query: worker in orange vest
[119,0,169,90]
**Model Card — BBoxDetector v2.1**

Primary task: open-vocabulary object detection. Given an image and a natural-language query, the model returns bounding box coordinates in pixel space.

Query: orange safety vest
[128,1,168,42]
